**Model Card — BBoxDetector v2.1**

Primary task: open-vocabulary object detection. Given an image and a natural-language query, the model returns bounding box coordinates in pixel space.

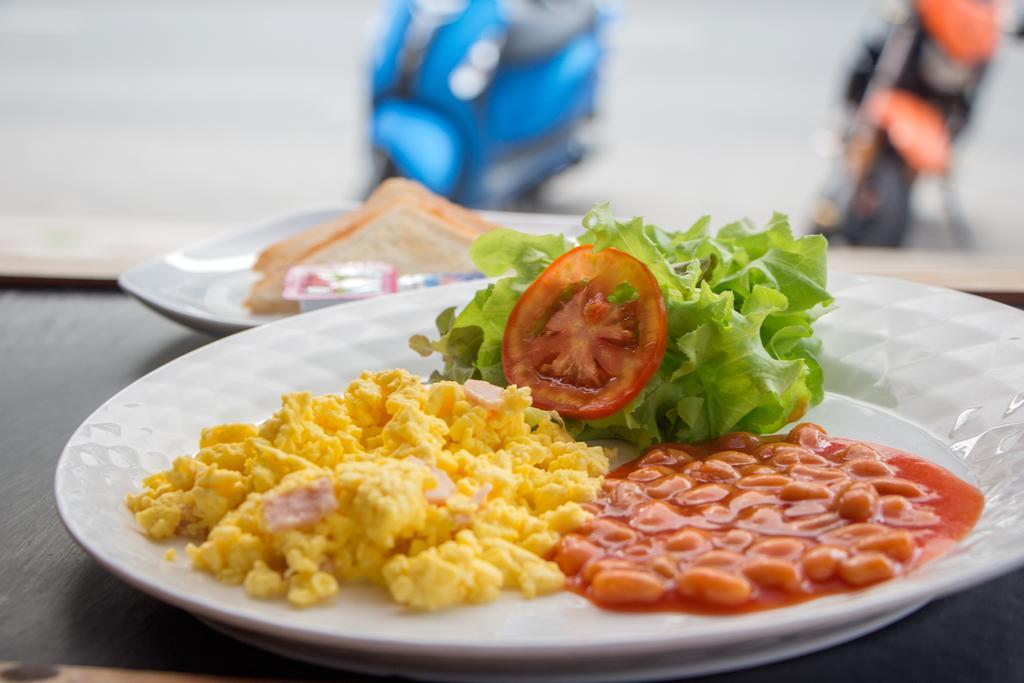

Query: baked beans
[554,424,984,613]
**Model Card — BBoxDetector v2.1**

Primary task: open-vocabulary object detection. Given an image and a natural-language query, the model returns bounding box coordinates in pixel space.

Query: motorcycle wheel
[839,154,912,247]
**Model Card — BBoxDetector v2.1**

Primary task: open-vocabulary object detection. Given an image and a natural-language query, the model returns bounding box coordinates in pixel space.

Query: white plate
[56,273,1024,681]
[197,602,924,682]
[117,204,583,336]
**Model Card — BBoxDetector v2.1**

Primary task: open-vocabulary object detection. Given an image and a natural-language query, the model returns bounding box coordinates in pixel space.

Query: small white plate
[56,273,1024,681]
[118,204,583,336]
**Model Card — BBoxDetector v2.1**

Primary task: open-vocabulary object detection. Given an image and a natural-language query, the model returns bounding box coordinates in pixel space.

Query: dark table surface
[2,288,1022,682]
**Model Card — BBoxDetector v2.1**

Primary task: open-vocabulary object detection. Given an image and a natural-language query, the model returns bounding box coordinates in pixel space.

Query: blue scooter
[368,0,610,208]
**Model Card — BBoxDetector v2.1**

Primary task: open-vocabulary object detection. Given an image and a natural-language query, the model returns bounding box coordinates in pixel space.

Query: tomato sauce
[554,423,984,614]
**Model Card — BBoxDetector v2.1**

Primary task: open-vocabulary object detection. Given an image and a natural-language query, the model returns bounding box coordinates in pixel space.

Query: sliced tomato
[502,244,668,419]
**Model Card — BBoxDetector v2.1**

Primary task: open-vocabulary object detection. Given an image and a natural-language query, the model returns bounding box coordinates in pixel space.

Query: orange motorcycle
[811,0,1016,246]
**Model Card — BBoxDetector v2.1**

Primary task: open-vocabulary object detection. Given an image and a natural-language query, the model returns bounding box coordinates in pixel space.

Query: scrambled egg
[126,369,608,610]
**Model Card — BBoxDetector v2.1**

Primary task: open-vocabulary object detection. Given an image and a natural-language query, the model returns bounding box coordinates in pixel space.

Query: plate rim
[195,602,927,682]
[57,272,1024,657]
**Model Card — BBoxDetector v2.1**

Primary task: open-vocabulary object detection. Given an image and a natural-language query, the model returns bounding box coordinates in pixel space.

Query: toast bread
[246,179,498,315]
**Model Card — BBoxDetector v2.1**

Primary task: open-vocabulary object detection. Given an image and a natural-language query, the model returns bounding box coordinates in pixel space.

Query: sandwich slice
[246,179,498,315]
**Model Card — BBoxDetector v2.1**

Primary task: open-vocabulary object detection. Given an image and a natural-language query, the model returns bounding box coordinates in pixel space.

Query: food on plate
[125,369,608,609]
[412,204,833,446]
[247,179,498,315]
[502,244,668,420]
[554,423,984,612]
[127,199,987,617]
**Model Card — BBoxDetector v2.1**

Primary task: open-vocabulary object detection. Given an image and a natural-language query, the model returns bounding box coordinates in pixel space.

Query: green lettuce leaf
[409,306,482,383]
[469,227,568,279]
[410,204,832,447]
[410,228,570,385]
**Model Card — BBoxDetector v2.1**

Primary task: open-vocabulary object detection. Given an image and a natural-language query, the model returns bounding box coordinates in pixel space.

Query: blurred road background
[1,0,1022,265]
